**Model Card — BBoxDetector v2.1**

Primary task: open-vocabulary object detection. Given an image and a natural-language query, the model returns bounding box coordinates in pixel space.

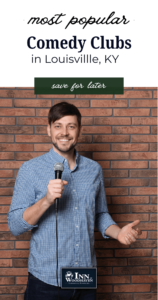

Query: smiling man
[7,102,141,300]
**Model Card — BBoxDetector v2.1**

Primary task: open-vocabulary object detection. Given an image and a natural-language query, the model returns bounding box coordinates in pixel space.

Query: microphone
[54,162,64,212]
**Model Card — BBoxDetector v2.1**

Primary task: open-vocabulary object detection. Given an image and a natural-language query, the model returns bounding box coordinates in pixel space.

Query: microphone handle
[55,170,62,212]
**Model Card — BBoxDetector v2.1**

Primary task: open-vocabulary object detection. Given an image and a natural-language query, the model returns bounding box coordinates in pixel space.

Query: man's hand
[117,220,142,245]
[46,179,68,205]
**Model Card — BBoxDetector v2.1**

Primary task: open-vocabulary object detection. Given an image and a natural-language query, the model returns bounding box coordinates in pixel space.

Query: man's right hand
[46,179,68,205]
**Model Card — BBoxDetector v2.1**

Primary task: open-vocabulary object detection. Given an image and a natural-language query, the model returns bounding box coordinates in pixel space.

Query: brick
[0,251,29,259]
[97,161,110,169]
[0,117,15,125]
[112,196,149,204]
[79,108,112,116]
[17,117,48,125]
[0,232,31,240]
[98,275,130,284]
[97,285,112,293]
[97,258,127,266]
[112,179,149,186]
[151,267,157,274]
[14,99,51,107]
[17,296,24,300]
[93,152,129,160]
[0,286,26,293]
[153,249,157,256]
[94,117,131,125]
[128,257,157,266]
[131,135,157,142]
[14,259,28,268]
[0,215,7,222]
[0,179,15,187]
[0,162,24,169]
[0,241,14,249]
[38,94,75,98]
[151,126,157,134]
[53,99,89,107]
[150,196,157,204]
[95,249,113,257]
[152,109,157,116]
[0,196,12,204]
[0,89,36,98]
[0,277,15,285]
[0,224,9,231]
[0,99,12,107]
[16,152,46,161]
[97,294,133,300]
[0,126,33,134]
[0,135,14,142]
[76,94,113,98]
[114,109,150,116]
[111,161,148,169]
[135,223,157,230]
[105,188,128,195]
[131,152,157,160]
[112,144,149,151]
[132,117,157,125]
[153,90,157,98]
[133,87,156,89]
[130,240,157,248]
[0,152,14,160]
[115,90,152,98]
[135,294,157,300]
[113,126,150,134]
[132,205,157,213]
[130,187,157,195]
[150,179,157,186]
[15,241,30,249]
[113,266,149,275]
[149,161,157,168]
[115,249,151,257]
[114,284,150,292]
[76,144,110,152]
[108,205,130,213]
[103,170,128,178]
[16,277,28,285]
[81,117,93,125]
[35,126,47,134]
[82,126,111,134]
[0,144,33,152]
[150,143,157,151]
[93,135,130,143]
[112,214,148,222]
[130,170,157,177]
[96,240,128,249]
[0,108,35,116]
[0,259,12,267]
[34,144,53,152]
[150,214,157,222]
[91,100,127,107]
[132,275,157,283]
[0,188,13,196]
[129,100,157,107]
[15,135,51,143]
[148,232,157,239]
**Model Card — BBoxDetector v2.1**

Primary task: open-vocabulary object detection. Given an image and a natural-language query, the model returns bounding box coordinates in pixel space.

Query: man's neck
[52,146,76,170]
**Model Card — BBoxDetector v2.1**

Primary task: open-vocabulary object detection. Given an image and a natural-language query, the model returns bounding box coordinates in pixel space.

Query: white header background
[0,0,158,87]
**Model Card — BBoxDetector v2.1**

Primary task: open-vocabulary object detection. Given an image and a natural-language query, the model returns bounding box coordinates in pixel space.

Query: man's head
[47,102,82,154]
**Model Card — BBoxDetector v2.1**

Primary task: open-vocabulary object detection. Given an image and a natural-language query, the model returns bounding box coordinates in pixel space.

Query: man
[7,102,141,300]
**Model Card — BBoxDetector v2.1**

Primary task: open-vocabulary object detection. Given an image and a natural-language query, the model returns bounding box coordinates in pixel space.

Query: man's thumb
[63,180,68,185]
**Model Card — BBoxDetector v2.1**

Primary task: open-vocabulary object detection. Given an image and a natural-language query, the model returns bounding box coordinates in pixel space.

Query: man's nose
[63,126,68,135]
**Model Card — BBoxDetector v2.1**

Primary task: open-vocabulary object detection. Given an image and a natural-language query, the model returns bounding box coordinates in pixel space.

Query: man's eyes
[55,125,75,129]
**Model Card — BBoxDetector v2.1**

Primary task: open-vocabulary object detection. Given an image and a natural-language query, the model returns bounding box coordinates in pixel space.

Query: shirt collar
[49,147,80,166]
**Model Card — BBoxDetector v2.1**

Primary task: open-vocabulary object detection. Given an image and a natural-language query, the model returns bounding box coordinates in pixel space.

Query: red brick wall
[0,87,157,300]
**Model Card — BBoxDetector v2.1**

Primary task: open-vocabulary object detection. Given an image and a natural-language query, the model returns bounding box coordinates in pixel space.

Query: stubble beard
[51,139,77,154]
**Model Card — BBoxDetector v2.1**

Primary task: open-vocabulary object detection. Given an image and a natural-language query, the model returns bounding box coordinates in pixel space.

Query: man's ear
[47,124,51,137]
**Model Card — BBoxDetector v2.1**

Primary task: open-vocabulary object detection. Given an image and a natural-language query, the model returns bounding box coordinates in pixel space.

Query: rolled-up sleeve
[95,167,117,239]
[7,163,38,236]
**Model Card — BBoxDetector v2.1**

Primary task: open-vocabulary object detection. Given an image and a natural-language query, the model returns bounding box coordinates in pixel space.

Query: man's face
[47,115,81,154]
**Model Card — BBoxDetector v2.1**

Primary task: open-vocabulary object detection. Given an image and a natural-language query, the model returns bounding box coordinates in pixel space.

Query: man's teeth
[60,139,69,141]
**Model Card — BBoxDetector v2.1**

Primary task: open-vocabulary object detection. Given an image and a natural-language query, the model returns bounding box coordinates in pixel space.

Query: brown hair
[48,102,81,127]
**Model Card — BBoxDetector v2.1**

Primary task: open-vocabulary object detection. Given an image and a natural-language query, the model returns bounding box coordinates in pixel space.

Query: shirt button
[73,190,75,192]
[75,207,77,209]
[76,244,78,246]
[75,262,78,265]
[76,225,78,228]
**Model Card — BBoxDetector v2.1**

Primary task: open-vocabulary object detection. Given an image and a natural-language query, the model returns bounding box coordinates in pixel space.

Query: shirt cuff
[96,212,117,239]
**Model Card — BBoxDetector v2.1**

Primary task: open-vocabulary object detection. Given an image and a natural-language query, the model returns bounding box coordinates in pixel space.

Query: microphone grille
[54,162,64,172]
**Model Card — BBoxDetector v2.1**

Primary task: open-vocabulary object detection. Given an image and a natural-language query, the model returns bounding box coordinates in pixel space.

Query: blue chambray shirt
[7,148,117,286]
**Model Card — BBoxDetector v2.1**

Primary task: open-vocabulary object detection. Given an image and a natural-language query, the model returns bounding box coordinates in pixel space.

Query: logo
[65,271,93,283]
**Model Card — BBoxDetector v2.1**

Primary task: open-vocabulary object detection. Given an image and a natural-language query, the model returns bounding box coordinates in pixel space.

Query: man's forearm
[23,196,51,226]
[105,224,121,239]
